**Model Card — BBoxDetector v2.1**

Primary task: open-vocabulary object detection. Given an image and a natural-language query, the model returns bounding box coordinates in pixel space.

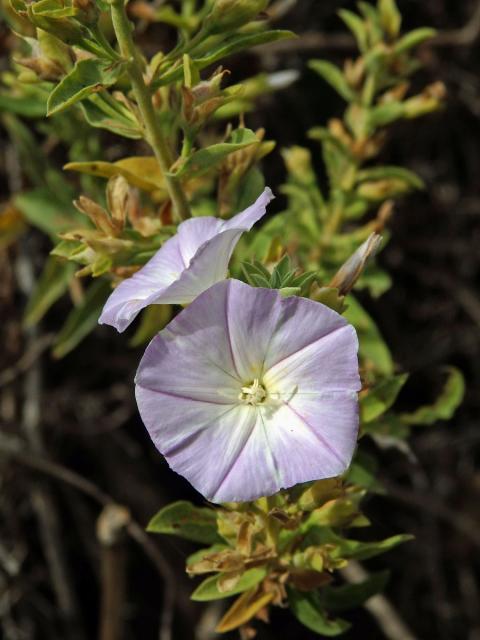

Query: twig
[0,432,191,629]
[97,505,130,640]
[0,333,54,389]
[109,0,191,221]
[9,141,85,640]
[340,561,417,640]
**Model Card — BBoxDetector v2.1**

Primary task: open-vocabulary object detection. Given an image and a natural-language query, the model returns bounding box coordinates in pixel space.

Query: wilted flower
[135,279,360,503]
[99,188,273,332]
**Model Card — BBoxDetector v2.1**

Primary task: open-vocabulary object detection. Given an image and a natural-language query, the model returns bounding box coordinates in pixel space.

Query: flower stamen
[239,378,267,406]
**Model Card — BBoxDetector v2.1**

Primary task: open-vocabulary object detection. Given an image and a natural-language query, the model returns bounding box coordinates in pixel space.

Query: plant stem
[109,0,191,221]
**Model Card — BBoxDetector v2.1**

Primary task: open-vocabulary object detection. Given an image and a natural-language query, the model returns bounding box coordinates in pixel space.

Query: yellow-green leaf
[215,588,274,633]
[400,367,465,426]
[147,500,223,545]
[64,157,165,192]
[47,59,126,116]
[191,568,267,602]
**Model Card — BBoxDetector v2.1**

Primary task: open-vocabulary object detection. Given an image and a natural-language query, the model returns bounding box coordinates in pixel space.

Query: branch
[108,0,191,221]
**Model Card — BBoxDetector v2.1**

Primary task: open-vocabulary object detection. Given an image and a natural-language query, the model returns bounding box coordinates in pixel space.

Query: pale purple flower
[99,188,273,332]
[135,279,360,503]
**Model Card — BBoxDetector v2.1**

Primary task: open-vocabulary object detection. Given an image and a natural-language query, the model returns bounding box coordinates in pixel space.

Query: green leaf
[186,544,228,568]
[338,9,368,52]
[356,166,424,190]
[230,167,265,214]
[0,91,47,117]
[52,279,110,358]
[14,188,83,237]
[153,30,294,87]
[288,588,351,636]
[394,27,437,54]
[368,101,405,128]
[400,367,465,426]
[80,96,142,139]
[346,450,385,493]
[129,304,172,347]
[355,265,392,298]
[24,256,76,327]
[147,500,223,545]
[175,128,258,178]
[360,374,409,423]
[191,568,267,602]
[335,533,413,561]
[343,295,393,376]
[309,60,355,101]
[314,287,346,314]
[321,571,390,612]
[47,58,126,116]
[378,0,401,37]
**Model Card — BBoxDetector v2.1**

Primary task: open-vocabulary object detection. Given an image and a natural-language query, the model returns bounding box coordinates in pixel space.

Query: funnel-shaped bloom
[99,188,273,332]
[135,279,360,503]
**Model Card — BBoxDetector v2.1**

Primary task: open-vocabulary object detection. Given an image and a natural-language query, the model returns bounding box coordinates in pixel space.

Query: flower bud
[206,0,269,33]
[329,233,382,295]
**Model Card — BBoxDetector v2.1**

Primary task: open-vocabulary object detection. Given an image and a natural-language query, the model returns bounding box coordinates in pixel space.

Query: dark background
[1,1,480,638]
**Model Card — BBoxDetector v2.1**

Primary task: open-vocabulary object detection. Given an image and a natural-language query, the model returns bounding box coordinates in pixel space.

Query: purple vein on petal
[224,282,241,379]
[283,400,345,467]
[211,408,257,498]
[162,404,239,457]
[144,388,236,406]
[258,407,282,486]
[266,324,350,375]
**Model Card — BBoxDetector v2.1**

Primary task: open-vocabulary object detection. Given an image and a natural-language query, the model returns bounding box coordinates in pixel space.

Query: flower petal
[260,393,359,489]
[221,187,274,232]
[135,283,243,404]
[99,188,273,332]
[137,388,263,502]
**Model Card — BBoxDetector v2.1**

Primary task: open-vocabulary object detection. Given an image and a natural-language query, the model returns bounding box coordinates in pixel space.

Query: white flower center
[238,378,267,406]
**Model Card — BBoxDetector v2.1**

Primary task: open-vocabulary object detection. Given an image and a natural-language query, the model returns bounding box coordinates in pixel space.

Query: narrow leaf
[24,257,76,327]
[52,279,110,358]
[147,500,223,544]
[400,367,465,426]
[360,374,409,423]
[47,59,126,116]
[215,588,274,633]
[309,60,355,101]
[191,568,267,602]
[153,31,294,87]
[289,588,351,636]
[321,571,390,612]
[175,128,258,178]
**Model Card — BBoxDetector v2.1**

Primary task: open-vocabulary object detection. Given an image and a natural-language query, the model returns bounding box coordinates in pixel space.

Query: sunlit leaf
[153,31,294,87]
[64,157,165,192]
[175,128,258,178]
[47,59,127,116]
